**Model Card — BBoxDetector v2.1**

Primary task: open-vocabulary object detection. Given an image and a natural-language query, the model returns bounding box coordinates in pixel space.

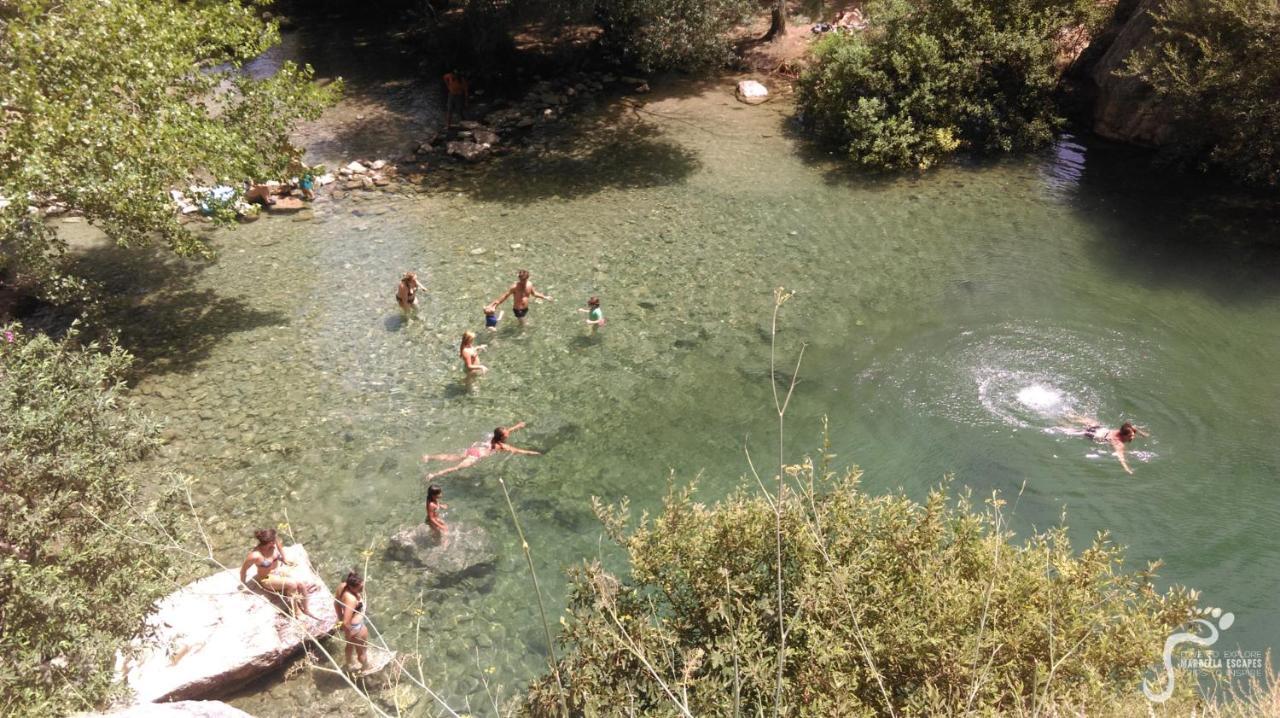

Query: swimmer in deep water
[422,422,540,480]
[238,528,320,620]
[1061,414,1149,475]
[459,330,488,375]
[396,272,427,312]
[488,269,553,325]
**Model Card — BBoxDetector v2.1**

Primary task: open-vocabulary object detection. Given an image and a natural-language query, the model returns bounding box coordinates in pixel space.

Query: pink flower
[3,331,13,343]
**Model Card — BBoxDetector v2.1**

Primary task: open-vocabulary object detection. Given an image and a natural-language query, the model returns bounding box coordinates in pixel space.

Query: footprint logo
[1143,607,1235,703]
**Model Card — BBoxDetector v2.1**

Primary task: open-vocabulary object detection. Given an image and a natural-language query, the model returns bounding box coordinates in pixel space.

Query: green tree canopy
[1122,0,1280,187]
[520,462,1203,715]
[0,0,338,300]
[0,324,186,716]
[798,0,1098,170]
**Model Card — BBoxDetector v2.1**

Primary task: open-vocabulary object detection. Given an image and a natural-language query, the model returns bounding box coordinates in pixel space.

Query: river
[76,29,1280,714]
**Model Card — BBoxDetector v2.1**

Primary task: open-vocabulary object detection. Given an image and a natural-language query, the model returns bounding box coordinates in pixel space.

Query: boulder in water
[116,544,337,703]
[386,523,497,585]
[736,80,769,105]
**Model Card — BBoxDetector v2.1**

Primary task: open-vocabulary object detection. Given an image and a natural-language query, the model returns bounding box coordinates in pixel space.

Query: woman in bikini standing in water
[459,330,488,375]
[422,421,540,480]
[333,571,369,673]
[396,272,427,312]
[1062,414,1149,475]
[238,528,320,620]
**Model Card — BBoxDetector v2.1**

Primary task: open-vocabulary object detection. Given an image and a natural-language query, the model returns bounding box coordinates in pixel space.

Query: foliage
[1121,0,1280,187]
[0,324,184,716]
[594,0,756,71]
[519,457,1205,716]
[798,0,1097,170]
[0,0,339,302]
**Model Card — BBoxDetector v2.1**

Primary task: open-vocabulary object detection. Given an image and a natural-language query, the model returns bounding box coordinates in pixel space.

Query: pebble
[509,243,522,249]
[470,248,486,255]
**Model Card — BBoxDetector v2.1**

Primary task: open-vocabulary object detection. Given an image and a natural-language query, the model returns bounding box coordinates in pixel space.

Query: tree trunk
[765,0,786,41]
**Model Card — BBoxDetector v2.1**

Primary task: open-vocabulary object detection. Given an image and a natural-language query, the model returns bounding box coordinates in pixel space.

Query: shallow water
[88,71,1280,713]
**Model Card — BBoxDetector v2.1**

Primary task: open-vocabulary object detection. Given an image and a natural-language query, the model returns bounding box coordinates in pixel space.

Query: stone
[469,247,486,255]
[473,129,499,146]
[516,117,535,129]
[736,80,769,105]
[1086,0,1174,146]
[344,161,368,174]
[75,700,255,718]
[370,159,387,170]
[266,198,306,214]
[116,544,337,703]
[386,523,497,586]
[634,82,650,94]
[446,141,490,162]
[620,76,645,85]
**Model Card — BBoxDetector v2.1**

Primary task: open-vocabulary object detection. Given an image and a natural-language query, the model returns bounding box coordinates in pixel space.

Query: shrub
[0,324,183,716]
[519,457,1206,715]
[595,0,755,71]
[1121,0,1280,187]
[798,0,1096,170]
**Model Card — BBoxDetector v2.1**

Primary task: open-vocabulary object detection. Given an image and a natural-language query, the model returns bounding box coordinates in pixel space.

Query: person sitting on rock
[238,528,320,621]
[333,571,369,673]
[243,182,277,206]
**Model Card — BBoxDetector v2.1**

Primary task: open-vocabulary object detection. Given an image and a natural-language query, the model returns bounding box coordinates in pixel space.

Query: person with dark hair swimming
[333,571,369,672]
[238,528,319,620]
[1062,414,1149,475]
[422,421,540,480]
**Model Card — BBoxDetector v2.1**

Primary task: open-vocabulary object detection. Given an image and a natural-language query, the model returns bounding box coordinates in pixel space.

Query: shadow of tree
[1068,139,1280,305]
[67,245,289,378]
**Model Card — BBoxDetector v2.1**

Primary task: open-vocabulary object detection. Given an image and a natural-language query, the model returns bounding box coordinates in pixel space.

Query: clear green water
[84,82,1280,713]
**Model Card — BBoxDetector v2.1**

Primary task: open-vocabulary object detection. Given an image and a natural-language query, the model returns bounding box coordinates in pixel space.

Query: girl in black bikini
[1062,414,1149,475]
[333,571,369,672]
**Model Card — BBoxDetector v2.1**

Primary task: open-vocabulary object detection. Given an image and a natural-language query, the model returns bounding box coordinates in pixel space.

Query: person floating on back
[422,421,540,480]
[1061,414,1149,475]
[579,295,605,328]
[397,271,427,312]
[443,69,469,129]
[488,269,553,326]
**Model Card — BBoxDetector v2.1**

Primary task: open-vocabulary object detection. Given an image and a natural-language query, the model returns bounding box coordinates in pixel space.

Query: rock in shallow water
[386,523,497,586]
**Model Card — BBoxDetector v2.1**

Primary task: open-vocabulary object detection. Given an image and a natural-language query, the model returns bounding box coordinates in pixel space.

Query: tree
[797,0,1098,170]
[765,0,786,41]
[0,0,339,303]
[519,461,1205,716]
[593,0,756,70]
[1121,0,1280,187]
[0,324,186,716]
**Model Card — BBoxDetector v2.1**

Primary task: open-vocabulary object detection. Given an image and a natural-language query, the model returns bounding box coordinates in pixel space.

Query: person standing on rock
[396,271,427,312]
[443,69,469,129]
[238,528,320,621]
[488,269,553,326]
[333,571,370,673]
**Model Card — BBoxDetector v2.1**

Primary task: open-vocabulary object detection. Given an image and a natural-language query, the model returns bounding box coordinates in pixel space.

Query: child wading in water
[426,485,449,547]
[483,305,502,332]
[579,296,605,329]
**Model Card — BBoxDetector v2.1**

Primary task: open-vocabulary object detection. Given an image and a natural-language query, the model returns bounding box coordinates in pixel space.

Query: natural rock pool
[80,68,1280,713]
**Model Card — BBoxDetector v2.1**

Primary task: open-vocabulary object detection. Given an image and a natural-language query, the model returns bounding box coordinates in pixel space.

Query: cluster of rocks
[409,71,651,165]
[336,159,396,190]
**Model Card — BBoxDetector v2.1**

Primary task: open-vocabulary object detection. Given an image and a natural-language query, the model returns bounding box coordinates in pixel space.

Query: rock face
[77,701,255,718]
[387,523,497,585]
[117,544,337,703]
[736,80,769,105]
[1087,0,1174,146]
[446,141,491,162]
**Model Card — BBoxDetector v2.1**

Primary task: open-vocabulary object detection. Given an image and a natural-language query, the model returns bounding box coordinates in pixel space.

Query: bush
[519,457,1206,716]
[798,0,1096,170]
[1122,0,1280,187]
[0,324,183,716]
[595,0,755,71]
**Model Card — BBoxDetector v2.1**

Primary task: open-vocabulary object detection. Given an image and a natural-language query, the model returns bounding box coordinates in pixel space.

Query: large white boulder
[78,701,255,718]
[117,544,337,703]
[735,80,769,105]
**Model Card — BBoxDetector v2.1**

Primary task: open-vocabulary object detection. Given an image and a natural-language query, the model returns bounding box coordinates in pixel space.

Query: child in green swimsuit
[579,296,605,328]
